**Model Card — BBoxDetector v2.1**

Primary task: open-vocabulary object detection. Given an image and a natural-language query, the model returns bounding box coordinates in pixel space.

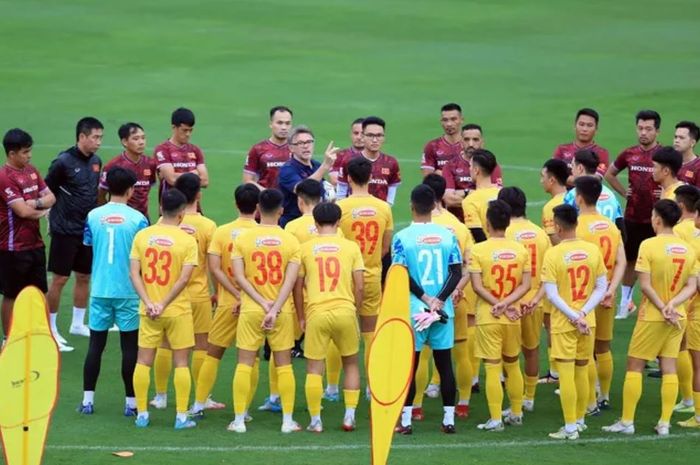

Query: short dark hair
[269,106,293,119]
[106,167,137,196]
[652,146,683,177]
[576,108,599,125]
[347,157,372,185]
[351,117,365,126]
[235,184,260,214]
[461,123,482,133]
[171,107,195,127]
[258,188,284,214]
[574,176,603,206]
[653,199,681,227]
[674,185,700,212]
[441,103,462,113]
[676,121,700,142]
[573,149,600,175]
[161,189,187,216]
[553,204,578,231]
[422,173,446,199]
[543,158,569,186]
[174,172,201,204]
[296,178,323,205]
[486,200,511,231]
[471,149,497,176]
[695,198,700,215]
[312,202,342,226]
[362,116,385,130]
[3,128,33,155]
[497,187,527,218]
[410,185,436,215]
[76,117,103,141]
[118,122,144,140]
[636,110,661,129]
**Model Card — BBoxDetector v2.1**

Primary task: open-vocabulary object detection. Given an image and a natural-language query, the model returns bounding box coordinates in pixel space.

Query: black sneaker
[647,369,662,378]
[597,399,610,410]
[471,382,480,393]
[441,424,456,434]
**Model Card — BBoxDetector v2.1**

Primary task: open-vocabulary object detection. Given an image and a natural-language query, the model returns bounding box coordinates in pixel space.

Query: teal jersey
[564,185,622,222]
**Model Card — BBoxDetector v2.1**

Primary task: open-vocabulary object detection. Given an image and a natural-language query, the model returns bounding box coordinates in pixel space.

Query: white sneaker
[501,407,511,417]
[504,414,523,426]
[577,421,588,432]
[56,340,74,352]
[227,421,246,433]
[52,330,68,345]
[523,399,535,412]
[69,324,90,337]
[281,420,302,433]
[602,420,635,434]
[476,419,504,431]
[342,414,356,431]
[149,396,167,410]
[306,419,323,433]
[549,427,579,440]
[554,388,560,396]
[654,422,670,436]
[425,383,440,399]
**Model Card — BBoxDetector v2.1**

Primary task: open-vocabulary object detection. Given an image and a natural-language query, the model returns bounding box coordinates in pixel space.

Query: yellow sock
[277,364,296,415]
[233,364,252,415]
[588,360,597,407]
[413,347,432,406]
[195,355,220,403]
[174,367,192,414]
[678,350,693,402]
[248,358,260,409]
[191,350,206,388]
[153,348,172,394]
[621,371,643,423]
[269,358,278,396]
[557,361,576,425]
[660,374,679,424]
[596,351,613,398]
[467,326,480,383]
[453,341,472,404]
[133,363,151,413]
[503,360,524,416]
[485,362,504,421]
[326,341,342,386]
[344,389,360,410]
[524,375,538,401]
[430,358,441,385]
[694,391,700,417]
[361,332,373,375]
[305,373,323,417]
[575,364,589,420]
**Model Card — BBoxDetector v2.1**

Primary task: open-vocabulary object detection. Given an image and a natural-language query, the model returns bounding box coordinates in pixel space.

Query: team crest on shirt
[144,169,151,176]
[29,172,37,180]
[101,214,125,225]
[313,244,340,254]
[256,236,281,247]
[381,168,390,175]
[92,164,100,172]
[515,230,536,241]
[307,225,319,235]
[666,245,688,255]
[588,221,610,232]
[187,152,196,160]
[564,251,588,264]
[156,151,165,161]
[149,236,174,247]
[351,208,377,219]
[685,170,695,180]
[230,229,243,240]
[180,224,196,235]
[492,250,516,261]
[417,235,442,245]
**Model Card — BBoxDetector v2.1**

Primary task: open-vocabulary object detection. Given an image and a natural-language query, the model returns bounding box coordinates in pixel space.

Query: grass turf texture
[1,0,699,463]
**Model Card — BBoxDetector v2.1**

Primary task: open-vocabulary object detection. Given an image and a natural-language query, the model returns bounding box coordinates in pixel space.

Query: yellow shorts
[236,311,294,352]
[360,279,381,317]
[543,300,552,315]
[687,320,700,352]
[595,305,614,341]
[139,314,194,350]
[454,298,469,341]
[304,309,360,360]
[208,304,238,348]
[464,286,476,316]
[628,320,687,360]
[474,324,521,360]
[521,305,544,350]
[192,300,213,334]
[551,329,594,361]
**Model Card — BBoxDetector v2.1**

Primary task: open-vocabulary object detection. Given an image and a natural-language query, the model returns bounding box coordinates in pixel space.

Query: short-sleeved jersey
[392,223,462,317]
[337,152,401,202]
[462,186,501,234]
[505,218,550,299]
[661,180,686,200]
[299,236,365,318]
[553,142,610,177]
[431,210,473,257]
[421,136,462,172]
[154,140,205,198]
[542,192,566,236]
[284,214,344,244]
[330,147,361,178]
[100,153,156,218]
[207,217,257,310]
[541,239,607,333]
[576,213,622,280]
[563,185,623,222]
[337,195,394,280]
[674,219,700,321]
[243,139,291,189]
[442,157,503,220]
[635,234,699,321]
[0,164,49,251]
[130,224,198,317]
[612,144,662,223]
[178,213,217,302]
[679,157,700,188]
[84,202,149,299]
[232,225,301,314]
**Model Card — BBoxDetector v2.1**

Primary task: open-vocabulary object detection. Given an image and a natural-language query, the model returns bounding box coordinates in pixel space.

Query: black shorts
[48,233,93,276]
[0,248,48,298]
[623,220,655,261]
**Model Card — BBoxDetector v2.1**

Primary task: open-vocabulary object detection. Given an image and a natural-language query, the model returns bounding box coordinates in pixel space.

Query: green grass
[1,0,699,463]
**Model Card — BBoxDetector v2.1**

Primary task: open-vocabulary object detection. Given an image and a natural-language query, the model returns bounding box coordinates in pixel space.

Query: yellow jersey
[178,213,217,302]
[505,218,550,300]
[576,212,622,280]
[542,192,565,236]
[462,186,501,236]
[284,214,344,244]
[541,239,607,333]
[130,223,198,317]
[661,180,685,200]
[432,209,473,257]
[635,234,699,322]
[674,218,700,321]
[207,217,257,310]
[468,237,529,326]
[232,224,301,314]
[299,235,364,318]
[337,195,393,281]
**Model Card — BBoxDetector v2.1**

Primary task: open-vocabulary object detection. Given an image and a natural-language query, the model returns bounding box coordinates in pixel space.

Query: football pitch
[2,0,700,464]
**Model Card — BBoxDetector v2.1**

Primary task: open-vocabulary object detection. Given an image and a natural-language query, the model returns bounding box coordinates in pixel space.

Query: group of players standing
[1,103,699,439]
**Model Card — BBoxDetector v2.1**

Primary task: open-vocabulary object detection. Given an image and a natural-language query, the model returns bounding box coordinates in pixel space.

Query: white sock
[577,418,585,425]
[310,414,321,424]
[49,312,58,332]
[326,384,339,394]
[193,401,206,412]
[471,375,479,385]
[72,307,86,327]
[344,407,356,419]
[283,413,294,424]
[269,393,280,403]
[565,422,577,433]
[619,286,632,308]
[125,397,136,408]
[83,391,95,404]
[176,412,188,422]
[138,411,149,420]
[401,406,412,427]
[234,413,245,425]
[683,398,694,406]
[443,406,455,425]
[458,400,469,406]
[550,369,559,378]
[155,393,167,401]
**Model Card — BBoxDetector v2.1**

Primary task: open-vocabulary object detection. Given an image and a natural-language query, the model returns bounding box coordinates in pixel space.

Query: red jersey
[0,164,49,251]
[421,136,462,172]
[442,156,503,220]
[337,151,401,202]
[100,152,156,218]
[679,157,700,188]
[243,139,290,188]
[154,140,205,197]
[612,144,662,223]
[553,142,610,177]
[330,146,361,178]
